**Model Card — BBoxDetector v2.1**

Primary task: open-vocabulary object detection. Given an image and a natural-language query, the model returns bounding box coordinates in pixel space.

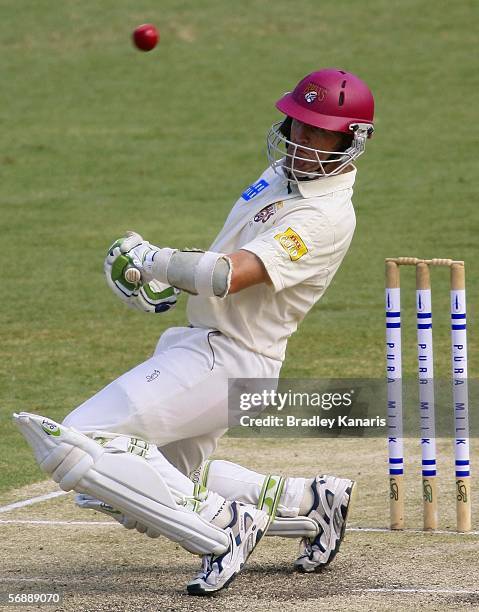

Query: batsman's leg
[14,413,269,594]
[191,459,356,572]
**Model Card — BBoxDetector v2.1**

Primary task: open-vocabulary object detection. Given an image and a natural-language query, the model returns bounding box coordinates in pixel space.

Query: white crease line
[0,490,68,513]
[0,519,114,526]
[1,491,477,537]
[0,519,478,536]
[348,527,479,536]
[0,577,51,583]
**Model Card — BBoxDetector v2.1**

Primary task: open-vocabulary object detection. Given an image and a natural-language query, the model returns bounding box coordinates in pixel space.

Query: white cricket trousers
[63,326,282,475]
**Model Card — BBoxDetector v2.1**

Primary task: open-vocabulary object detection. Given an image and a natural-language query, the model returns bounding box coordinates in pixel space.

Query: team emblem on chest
[253,201,284,224]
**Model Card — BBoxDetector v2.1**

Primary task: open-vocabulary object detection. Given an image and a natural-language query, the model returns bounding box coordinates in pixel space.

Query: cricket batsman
[15,68,374,595]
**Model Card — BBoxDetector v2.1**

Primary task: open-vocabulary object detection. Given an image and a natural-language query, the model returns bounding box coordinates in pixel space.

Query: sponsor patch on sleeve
[274,227,308,261]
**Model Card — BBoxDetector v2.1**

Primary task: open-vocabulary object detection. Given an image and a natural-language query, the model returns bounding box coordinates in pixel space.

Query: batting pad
[13,412,229,555]
[268,516,319,538]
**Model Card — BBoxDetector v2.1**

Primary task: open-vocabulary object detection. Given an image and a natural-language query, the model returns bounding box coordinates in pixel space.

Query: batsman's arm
[123,237,273,297]
[227,250,271,294]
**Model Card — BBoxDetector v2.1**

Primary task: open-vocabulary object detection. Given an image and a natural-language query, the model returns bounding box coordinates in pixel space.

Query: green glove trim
[111,254,137,291]
[143,284,176,301]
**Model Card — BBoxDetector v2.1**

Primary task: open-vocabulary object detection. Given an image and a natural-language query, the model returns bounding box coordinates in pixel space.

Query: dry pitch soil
[1,438,478,612]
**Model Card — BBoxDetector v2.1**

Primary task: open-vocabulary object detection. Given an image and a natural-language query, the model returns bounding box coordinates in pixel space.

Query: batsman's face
[286,119,345,176]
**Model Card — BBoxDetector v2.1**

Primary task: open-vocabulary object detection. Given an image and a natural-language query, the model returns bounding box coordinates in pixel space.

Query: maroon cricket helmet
[276,68,374,134]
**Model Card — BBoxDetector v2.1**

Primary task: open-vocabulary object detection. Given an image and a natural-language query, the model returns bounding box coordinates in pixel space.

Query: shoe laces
[190,555,211,581]
[179,489,208,509]
[299,537,314,559]
[198,554,212,578]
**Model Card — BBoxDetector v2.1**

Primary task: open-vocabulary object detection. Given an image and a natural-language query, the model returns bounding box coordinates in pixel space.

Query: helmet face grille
[266,121,369,184]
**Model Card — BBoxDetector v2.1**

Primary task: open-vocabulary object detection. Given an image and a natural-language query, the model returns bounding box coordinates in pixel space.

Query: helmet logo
[303,82,327,104]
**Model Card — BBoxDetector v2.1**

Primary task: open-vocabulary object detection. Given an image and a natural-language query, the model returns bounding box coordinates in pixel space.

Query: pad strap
[258,474,285,526]
[194,459,213,488]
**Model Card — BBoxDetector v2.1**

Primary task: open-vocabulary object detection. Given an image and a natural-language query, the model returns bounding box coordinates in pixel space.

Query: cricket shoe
[294,475,356,573]
[187,502,269,596]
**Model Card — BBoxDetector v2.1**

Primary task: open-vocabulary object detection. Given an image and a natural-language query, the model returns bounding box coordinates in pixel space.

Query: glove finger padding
[119,231,145,254]
[136,281,180,313]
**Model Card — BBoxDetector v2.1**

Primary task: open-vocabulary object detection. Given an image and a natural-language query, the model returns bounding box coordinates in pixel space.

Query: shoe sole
[187,518,268,596]
[187,571,237,596]
[295,479,357,574]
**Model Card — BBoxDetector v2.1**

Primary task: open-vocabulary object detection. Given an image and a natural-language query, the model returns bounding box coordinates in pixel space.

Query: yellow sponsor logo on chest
[274,227,308,261]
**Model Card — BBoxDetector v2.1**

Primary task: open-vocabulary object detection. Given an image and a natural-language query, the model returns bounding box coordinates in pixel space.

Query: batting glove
[119,231,160,282]
[104,232,179,314]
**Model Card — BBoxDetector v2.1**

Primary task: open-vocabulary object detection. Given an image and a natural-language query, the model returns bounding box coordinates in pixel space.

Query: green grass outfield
[1,0,478,492]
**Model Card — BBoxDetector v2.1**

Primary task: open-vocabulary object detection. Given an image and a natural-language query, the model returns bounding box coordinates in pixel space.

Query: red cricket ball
[132,24,159,52]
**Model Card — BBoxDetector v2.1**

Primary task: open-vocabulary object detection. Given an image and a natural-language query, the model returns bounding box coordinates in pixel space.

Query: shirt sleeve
[240,208,335,292]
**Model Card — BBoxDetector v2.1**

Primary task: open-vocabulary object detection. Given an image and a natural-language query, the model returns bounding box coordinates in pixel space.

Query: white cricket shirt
[187,165,357,361]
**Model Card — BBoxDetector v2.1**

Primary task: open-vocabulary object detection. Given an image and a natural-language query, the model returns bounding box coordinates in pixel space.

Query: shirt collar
[294,166,357,199]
